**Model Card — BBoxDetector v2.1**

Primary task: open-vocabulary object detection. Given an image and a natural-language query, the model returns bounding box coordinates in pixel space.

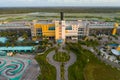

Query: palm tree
[23,33,28,40]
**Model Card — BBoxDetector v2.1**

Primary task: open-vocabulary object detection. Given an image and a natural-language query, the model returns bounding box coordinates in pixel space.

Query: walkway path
[47,51,61,80]
[64,52,76,80]
[47,50,76,80]
[15,54,40,80]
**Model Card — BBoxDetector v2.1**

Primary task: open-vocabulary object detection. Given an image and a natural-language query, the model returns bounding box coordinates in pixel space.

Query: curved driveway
[47,51,76,80]
[64,52,76,80]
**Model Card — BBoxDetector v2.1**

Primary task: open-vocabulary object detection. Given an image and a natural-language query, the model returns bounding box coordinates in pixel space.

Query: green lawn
[78,39,99,47]
[53,52,70,62]
[84,63,120,80]
[66,43,120,80]
[61,63,65,80]
[35,48,56,80]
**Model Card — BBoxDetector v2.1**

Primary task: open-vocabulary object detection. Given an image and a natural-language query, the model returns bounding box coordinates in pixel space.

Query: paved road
[47,50,76,80]
[21,59,40,80]
[64,52,76,80]
[47,51,61,80]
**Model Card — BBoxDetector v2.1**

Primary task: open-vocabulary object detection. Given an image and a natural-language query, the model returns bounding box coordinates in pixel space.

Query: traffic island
[47,50,76,80]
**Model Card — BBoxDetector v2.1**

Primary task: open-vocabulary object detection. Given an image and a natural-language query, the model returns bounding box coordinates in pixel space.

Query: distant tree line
[0,7,120,14]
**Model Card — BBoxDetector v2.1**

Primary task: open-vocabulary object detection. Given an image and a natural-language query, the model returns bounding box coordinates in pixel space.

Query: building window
[37,33,42,36]
[48,27,55,30]
[36,28,42,32]
[36,28,42,36]
[66,26,72,30]
[78,28,84,31]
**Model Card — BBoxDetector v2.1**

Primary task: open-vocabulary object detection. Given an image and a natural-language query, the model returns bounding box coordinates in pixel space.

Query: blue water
[109,44,119,47]
[0,37,7,43]
[0,51,7,56]
[57,39,63,43]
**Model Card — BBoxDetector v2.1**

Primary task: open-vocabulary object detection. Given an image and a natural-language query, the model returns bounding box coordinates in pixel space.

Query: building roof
[66,21,79,25]
[0,23,25,27]
[88,22,120,28]
[0,23,30,29]
[109,55,116,61]
[111,49,120,56]
[37,20,54,24]
[65,21,118,29]
[0,46,35,51]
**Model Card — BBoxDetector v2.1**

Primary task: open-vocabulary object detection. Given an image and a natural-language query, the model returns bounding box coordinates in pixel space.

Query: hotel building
[31,12,88,43]
[0,12,120,43]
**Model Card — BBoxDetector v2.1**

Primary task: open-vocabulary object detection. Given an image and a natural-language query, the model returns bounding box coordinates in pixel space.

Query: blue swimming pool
[0,37,7,43]
[109,44,119,47]
[0,51,7,56]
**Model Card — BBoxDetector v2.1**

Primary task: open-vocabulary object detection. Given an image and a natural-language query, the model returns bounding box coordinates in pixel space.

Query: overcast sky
[0,0,119,7]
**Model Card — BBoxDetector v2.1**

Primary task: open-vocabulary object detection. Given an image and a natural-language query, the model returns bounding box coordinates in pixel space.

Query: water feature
[0,56,31,80]
[109,44,119,47]
[0,37,7,43]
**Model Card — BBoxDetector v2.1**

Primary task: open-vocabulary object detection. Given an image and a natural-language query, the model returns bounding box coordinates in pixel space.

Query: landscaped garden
[35,48,56,80]
[78,39,99,47]
[66,42,120,80]
[53,51,70,62]
[53,51,70,80]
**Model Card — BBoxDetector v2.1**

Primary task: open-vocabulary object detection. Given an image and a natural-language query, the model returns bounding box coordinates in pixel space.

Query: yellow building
[32,20,66,42]
[116,45,120,51]
[32,22,55,40]
[35,23,55,36]
[112,23,119,35]
[31,20,87,43]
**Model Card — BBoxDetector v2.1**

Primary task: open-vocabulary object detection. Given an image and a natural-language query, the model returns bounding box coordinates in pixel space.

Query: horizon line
[1,6,120,8]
